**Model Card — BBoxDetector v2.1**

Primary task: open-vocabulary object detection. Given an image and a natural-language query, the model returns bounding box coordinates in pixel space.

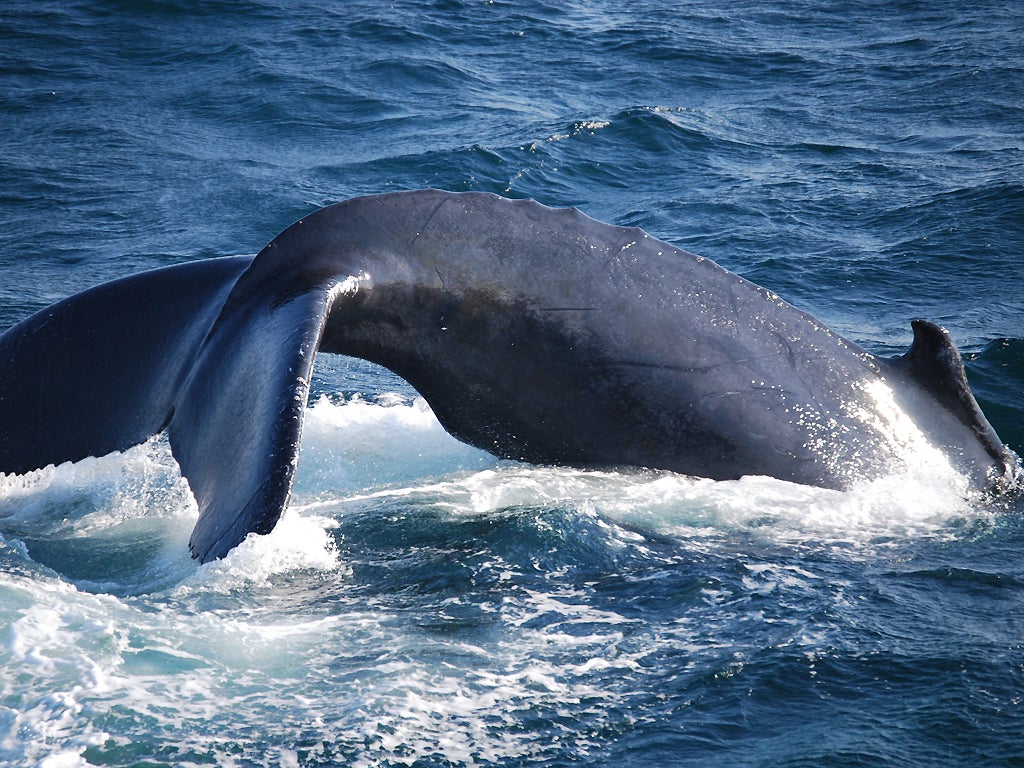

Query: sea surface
[2,1,1023,766]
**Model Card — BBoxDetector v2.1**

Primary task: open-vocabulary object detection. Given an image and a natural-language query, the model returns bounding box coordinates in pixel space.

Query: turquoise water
[2,2,1023,766]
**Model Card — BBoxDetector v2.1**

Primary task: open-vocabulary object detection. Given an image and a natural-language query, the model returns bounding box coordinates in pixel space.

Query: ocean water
[2,1,1023,766]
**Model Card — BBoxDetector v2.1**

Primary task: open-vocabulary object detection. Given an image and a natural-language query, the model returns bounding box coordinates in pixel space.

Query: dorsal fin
[894,319,1009,470]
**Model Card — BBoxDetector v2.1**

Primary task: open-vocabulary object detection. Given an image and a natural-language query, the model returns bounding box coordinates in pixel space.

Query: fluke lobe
[0,190,1018,561]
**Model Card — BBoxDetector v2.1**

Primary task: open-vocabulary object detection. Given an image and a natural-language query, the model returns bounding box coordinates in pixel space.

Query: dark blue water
[2,2,1023,766]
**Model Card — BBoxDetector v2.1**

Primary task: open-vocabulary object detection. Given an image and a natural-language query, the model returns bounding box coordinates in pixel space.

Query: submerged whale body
[0,190,1018,561]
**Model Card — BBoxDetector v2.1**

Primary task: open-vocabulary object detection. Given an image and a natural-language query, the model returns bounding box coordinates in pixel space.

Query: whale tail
[1,191,1018,562]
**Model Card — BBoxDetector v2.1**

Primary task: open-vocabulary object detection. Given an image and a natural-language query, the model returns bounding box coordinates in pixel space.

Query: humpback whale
[0,190,1019,561]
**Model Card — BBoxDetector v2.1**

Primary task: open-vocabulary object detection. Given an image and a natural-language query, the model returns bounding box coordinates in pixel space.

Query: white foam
[0,389,1000,767]
[0,388,987,589]
[178,507,345,595]
[0,436,196,537]
[308,462,978,557]
[293,394,497,496]
[0,565,364,766]
[0,578,115,766]
[290,393,986,552]
[1,563,632,766]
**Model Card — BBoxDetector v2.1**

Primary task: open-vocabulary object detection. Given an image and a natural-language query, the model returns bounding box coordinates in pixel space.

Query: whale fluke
[0,256,251,475]
[0,190,1018,561]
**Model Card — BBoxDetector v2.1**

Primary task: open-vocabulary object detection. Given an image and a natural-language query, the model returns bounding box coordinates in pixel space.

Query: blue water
[2,1,1023,766]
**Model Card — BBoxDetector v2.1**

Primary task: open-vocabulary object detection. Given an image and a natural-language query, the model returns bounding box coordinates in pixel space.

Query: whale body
[0,190,1018,561]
